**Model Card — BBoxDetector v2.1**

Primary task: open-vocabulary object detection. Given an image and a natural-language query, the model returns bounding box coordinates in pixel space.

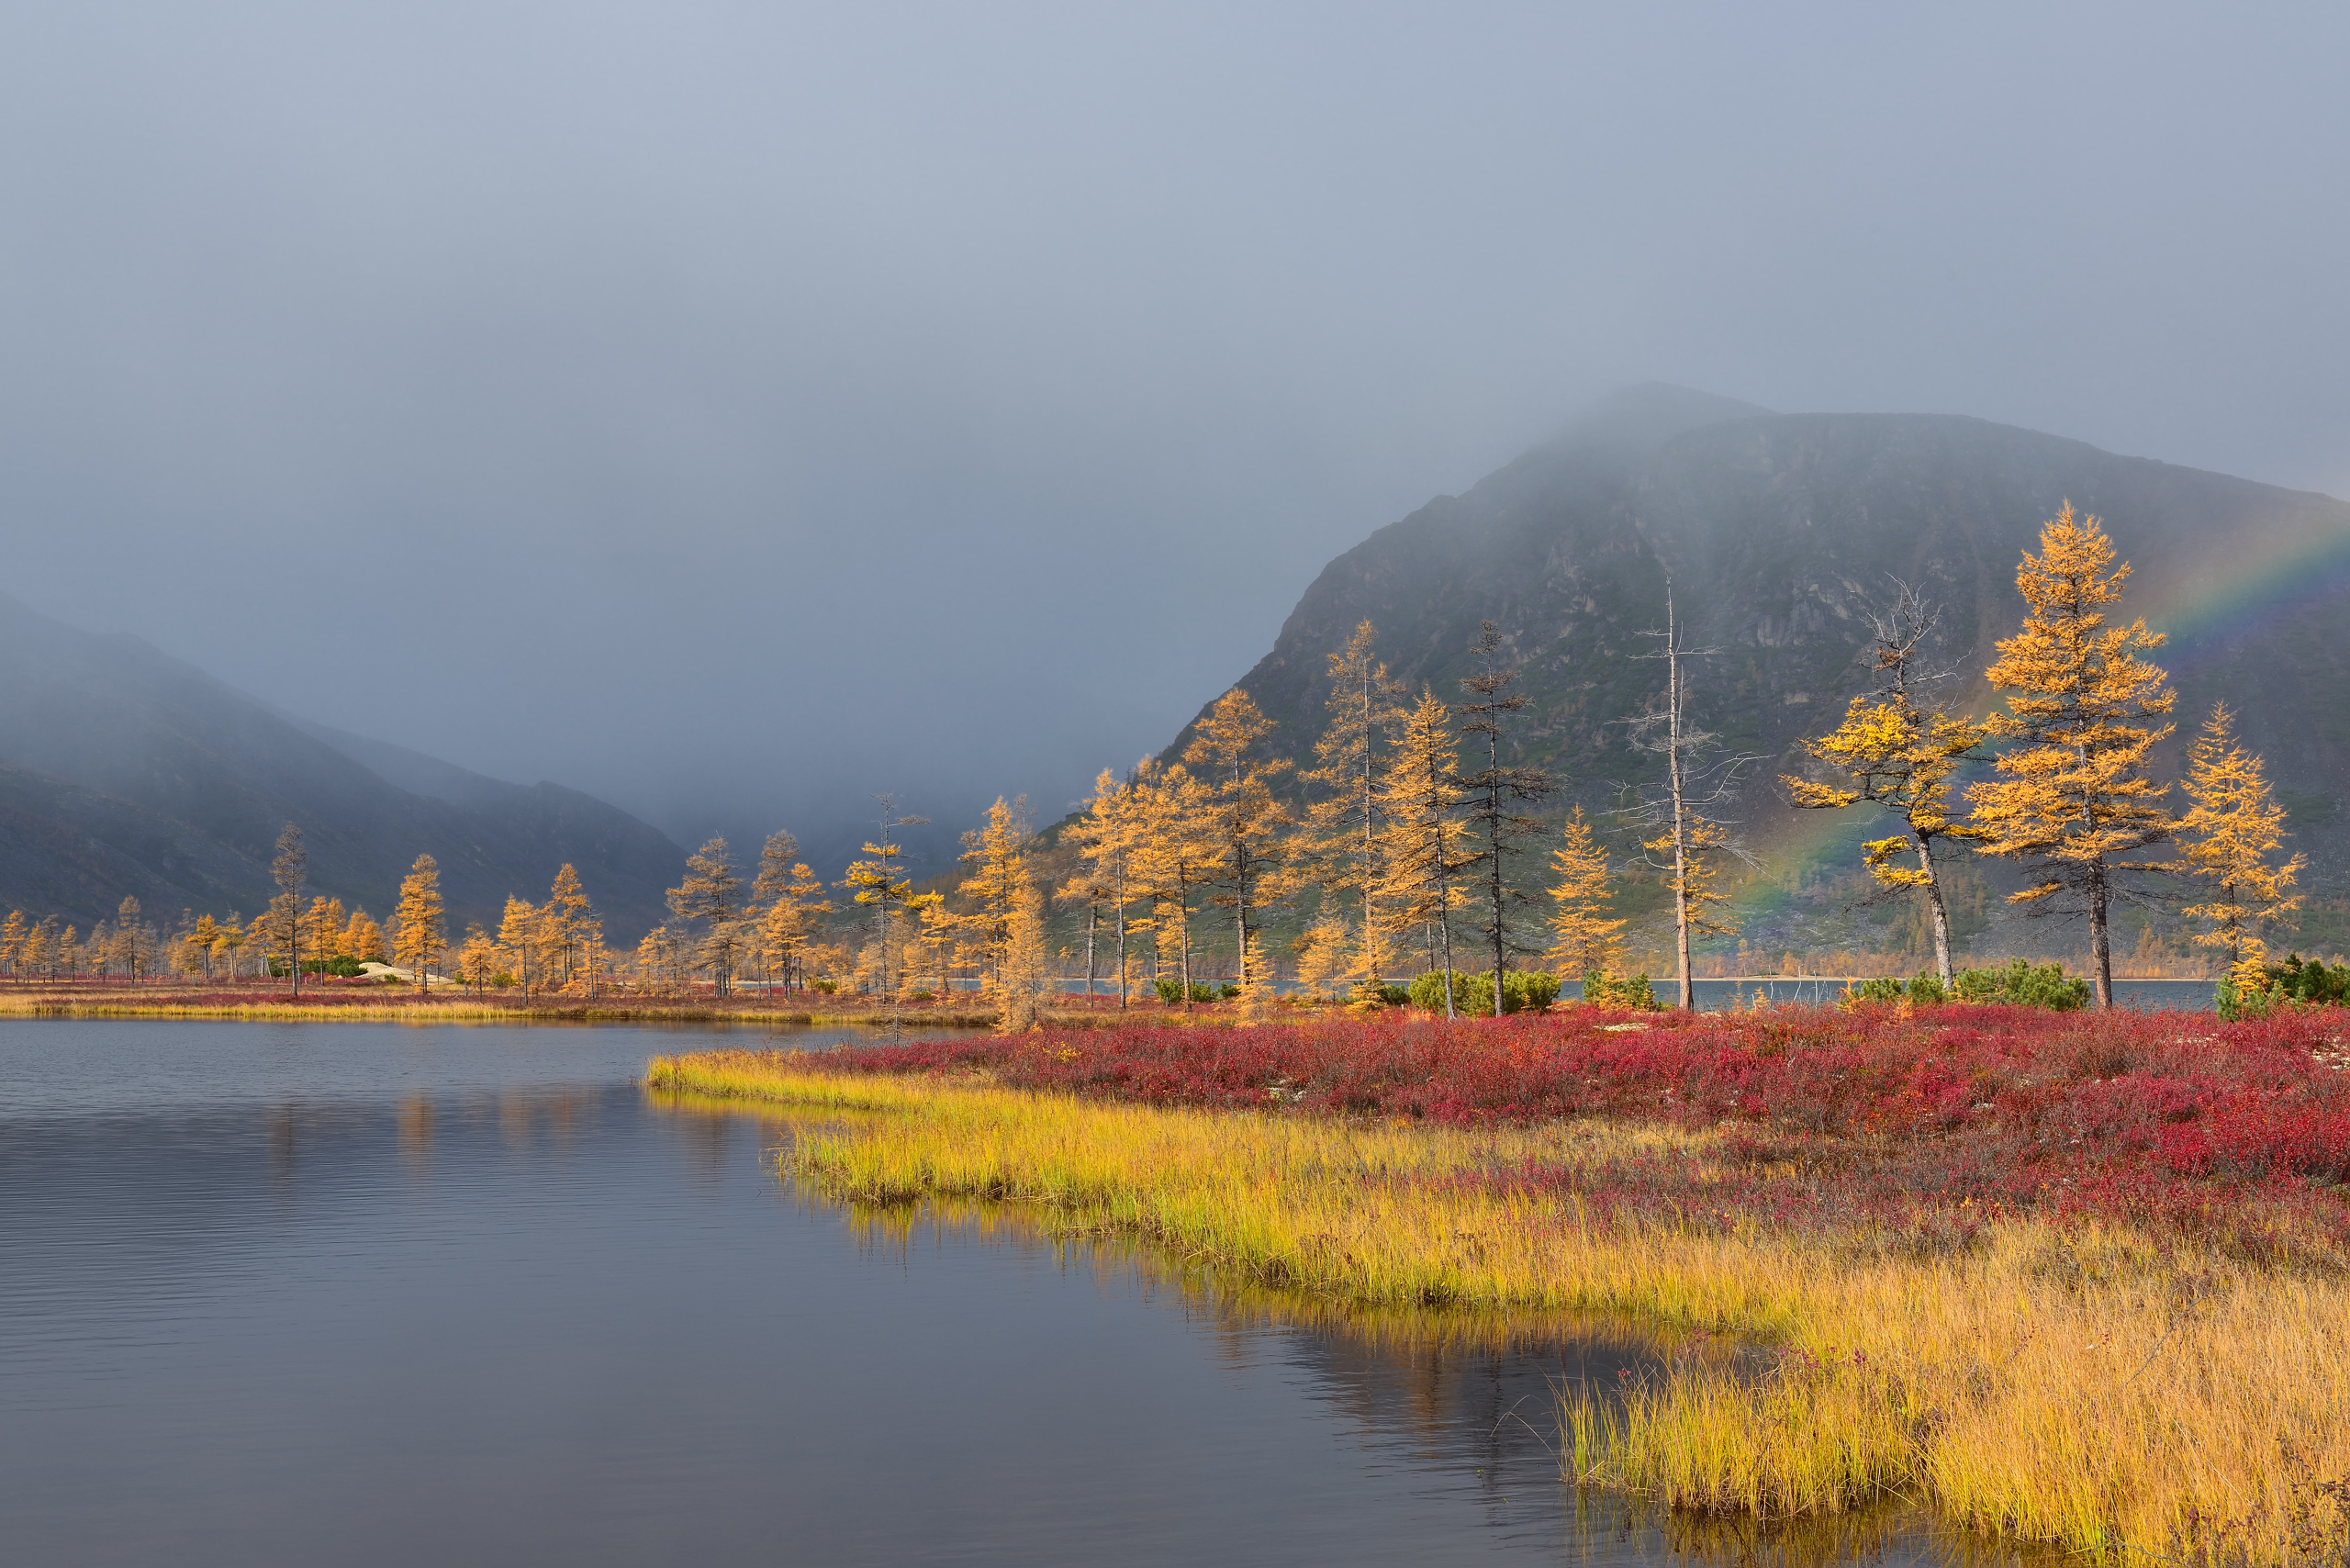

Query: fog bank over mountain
[3,6,2346,868]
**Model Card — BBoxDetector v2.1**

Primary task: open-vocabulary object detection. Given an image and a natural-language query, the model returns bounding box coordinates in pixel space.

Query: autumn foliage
[748,1006,2350,1250]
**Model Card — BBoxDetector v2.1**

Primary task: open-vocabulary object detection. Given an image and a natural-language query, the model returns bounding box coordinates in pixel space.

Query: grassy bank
[648,1012,2350,1563]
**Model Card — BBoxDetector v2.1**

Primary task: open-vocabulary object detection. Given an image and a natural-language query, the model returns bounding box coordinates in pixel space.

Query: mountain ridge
[0,593,688,935]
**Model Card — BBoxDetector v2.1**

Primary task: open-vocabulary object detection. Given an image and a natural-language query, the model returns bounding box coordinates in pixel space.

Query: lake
[0,1019,2013,1565]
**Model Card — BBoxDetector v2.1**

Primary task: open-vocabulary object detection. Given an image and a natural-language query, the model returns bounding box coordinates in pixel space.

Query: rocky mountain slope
[0,594,686,935]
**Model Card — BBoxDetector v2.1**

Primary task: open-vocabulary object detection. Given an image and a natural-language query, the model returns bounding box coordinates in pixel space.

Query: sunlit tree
[1301,621,1405,1001]
[668,837,744,995]
[1966,505,2175,1009]
[2177,700,2302,991]
[1184,689,1292,993]
[1784,581,1987,987]
[1377,688,1473,1017]
[1544,807,1626,981]
[394,853,447,991]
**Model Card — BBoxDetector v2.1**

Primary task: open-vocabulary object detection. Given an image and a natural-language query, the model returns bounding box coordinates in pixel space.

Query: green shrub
[1843,976,1908,1006]
[1153,979,1225,1004]
[1907,970,1947,1005]
[2218,954,2350,1019]
[1581,970,1661,1010]
[1406,969,1560,1014]
[1952,959,2090,1011]
[811,979,838,994]
[1376,983,1411,1007]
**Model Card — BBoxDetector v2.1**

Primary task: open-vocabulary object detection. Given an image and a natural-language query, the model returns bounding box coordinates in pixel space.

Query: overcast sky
[4,2,2345,869]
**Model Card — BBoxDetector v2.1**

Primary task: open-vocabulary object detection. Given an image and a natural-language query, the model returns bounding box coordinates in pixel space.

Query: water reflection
[2,1021,2060,1568]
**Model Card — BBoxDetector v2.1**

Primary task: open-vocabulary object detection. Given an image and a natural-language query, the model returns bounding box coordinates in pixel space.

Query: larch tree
[345,910,386,963]
[1128,758,1214,1009]
[2177,700,2302,991]
[840,795,927,1025]
[114,896,145,981]
[0,912,23,976]
[1064,767,1147,1008]
[1453,622,1556,1016]
[1620,586,1758,1009]
[543,865,593,985]
[1300,620,1404,1001]
[498,897,543,999]
[757,860,832,993]
[1783,582,1988,987]
[1544,806,1626,980]
[1377,689,1473,1017]
[668,838,744,995]
[1965,505,2176,1010]
[393,853,447,991]
[458,924,500,997]
[1183,689,1292,992]
[749,831,802,988]
[996,878,1052,1033]
[957,797,1030,994]
[265,823,308,998]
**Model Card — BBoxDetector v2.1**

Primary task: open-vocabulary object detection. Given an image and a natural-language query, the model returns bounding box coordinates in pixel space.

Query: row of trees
[1786,504,2301,1009]
[0,507,2302,1017]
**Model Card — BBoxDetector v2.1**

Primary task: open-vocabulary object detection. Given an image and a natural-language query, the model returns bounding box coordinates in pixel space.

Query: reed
[647,1049,2350,1563]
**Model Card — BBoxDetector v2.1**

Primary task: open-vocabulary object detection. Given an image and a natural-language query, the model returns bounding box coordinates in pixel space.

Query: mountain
[1176,385,2350,960]
[0,594,686,935]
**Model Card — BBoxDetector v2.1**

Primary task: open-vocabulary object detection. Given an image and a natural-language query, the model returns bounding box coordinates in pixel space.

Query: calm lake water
[0,1019,2014,1566]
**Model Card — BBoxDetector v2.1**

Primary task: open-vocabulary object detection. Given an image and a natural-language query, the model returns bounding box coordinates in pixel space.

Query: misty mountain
[1172,385,2350,949]
[0,593,686,935]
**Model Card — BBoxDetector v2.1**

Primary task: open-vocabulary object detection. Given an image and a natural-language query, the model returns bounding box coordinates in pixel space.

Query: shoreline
[644,1025,2350,1563]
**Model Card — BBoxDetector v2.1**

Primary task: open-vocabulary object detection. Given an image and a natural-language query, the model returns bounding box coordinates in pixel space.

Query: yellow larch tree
[1544,806,1626,981]
[756,860,832,994]
[1184,689,1292,992]
[344,909,386,963]
[1784,582,1988,987]
[840,795,927,1018]
[1292,915,1355,1002]
[542,865,593,986]
[0,911,23,976]
[498,896,543,999]
[457,924,500,997]
[2177,700,2302,991]
[996,877,1052,1033]
[1064,767,1149,1007]
[393,853,447,991]
[1127,758,1214,1008]
[668,838,745,995]
[956,796,1030,995]
[1300,620,1405,1001]
[1965,504,2176,1009]
[1376,688,1474,1016]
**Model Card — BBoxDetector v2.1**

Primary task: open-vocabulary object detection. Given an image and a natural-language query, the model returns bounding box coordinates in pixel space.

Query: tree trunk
[2090,867,2114,1009]
[1917,839,1955,988]
[1084,902,1098,1001]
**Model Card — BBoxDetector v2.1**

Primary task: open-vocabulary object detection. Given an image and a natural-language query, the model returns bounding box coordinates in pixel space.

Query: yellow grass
[648,1048,2350,1562]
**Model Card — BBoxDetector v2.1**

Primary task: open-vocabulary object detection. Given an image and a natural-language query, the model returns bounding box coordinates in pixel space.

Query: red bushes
[818,1004,2350,1249]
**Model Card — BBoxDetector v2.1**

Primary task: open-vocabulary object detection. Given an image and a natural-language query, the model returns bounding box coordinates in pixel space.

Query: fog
[4,2,2345,871]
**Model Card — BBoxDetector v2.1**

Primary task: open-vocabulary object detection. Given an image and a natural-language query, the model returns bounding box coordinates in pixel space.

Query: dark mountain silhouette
[0,594,686,935]
[1167,385,2350,958]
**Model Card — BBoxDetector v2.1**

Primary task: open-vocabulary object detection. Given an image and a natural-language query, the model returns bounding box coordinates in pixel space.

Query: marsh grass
[647,1050,2350,1564]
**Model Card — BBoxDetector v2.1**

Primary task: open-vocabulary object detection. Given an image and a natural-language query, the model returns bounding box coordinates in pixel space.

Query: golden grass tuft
[648,1048,2350,1562]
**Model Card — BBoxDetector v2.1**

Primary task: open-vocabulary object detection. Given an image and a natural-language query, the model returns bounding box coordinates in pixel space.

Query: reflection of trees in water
[397,1096,433,1172]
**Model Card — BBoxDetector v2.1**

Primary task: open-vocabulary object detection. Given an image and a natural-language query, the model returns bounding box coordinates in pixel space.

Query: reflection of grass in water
[643,1060,2350,1565]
